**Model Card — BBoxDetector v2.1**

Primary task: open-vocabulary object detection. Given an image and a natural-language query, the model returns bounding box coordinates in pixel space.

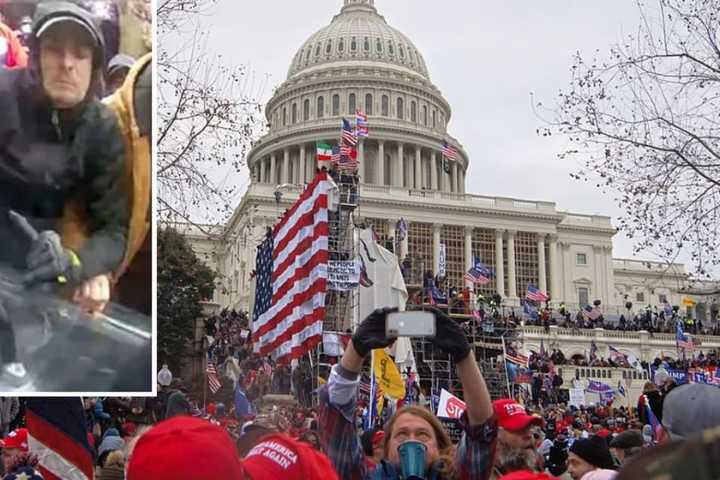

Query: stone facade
[181,0,719,326]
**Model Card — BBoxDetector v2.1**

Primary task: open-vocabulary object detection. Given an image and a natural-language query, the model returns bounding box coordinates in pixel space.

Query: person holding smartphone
[318,307,498,480]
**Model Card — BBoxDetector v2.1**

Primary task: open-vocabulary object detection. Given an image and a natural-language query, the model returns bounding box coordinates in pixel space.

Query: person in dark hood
[0,1,128,385]
[104,53,135,94]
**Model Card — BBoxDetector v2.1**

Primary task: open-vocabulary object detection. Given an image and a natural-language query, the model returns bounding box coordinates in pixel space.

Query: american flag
[464,256,492,285]
[582,304,602,321]
[342,118,357,146]
[330,145,341,165]
[251,171,329,363]
[504,344,529,367]
[26,399,94,480]
[207,356,222,394]
[356,109,369,137]
[676,323,695,351]
[338,145,358,172]
[441,140,458,160]
[526,284,549,302]
[608,345,626,363]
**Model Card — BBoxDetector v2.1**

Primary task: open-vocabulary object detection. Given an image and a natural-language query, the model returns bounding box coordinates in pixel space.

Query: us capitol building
[184,0,719,391]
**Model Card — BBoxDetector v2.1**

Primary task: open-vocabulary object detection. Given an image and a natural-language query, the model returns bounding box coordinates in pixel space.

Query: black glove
[8,211,82,285]
[425,307,471,363]
[351,307,398,358]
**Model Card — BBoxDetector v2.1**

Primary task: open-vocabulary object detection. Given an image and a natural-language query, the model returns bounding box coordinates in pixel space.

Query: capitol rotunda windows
[348,93,356,115]
[332,94,340,116]
[365,93,373,114]
[317,96,325,118]
[382,95,389,116]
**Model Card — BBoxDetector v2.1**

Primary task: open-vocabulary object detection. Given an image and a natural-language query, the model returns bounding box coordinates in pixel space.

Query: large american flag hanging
[206,356,222,394]
[252,170,329,363]
[26,398,94,480]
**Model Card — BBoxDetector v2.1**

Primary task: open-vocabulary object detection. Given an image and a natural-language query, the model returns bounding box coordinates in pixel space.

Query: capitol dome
[248,0,469,200]
[287,0,430,80]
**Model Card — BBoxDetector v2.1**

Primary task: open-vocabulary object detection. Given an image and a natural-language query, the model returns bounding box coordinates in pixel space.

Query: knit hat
[126,416,244,480]
[569,436,616,470]
[493,399,543,432]
[608,430,643,450]
[98,431,125,458]
[241,434,339,480]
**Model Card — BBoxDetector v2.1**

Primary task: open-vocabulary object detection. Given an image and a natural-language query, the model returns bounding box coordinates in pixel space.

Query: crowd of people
[0,307,717,479]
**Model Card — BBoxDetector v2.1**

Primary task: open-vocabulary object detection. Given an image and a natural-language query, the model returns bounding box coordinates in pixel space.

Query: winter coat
[0,3,128,281]
[61,54,151,286]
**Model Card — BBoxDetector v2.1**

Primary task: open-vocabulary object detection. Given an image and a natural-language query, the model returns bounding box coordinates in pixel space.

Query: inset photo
[0,0,152,394]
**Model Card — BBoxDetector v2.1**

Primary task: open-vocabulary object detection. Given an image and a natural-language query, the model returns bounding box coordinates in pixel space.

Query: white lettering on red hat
[504,403,525,417]
[247,441,298,470]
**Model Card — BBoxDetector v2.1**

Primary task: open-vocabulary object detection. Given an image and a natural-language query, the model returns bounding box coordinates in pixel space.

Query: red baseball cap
[372,431,385,447]
[126,416,243,480]
[0,428,29,452]
[493,399,543,432]
[241,434,339,480]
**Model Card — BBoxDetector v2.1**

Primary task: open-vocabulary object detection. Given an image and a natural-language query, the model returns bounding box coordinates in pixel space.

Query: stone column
[450,162,457,192]
[561,242,571,303]
[605,246,615,309]
[431,151,438,190]
[377,140,385,185]
[433,223,442,274]
[538,234,547,293]
[270,153,277,185]
[414,145,422,189]
[549,235,559,303]
[592,245,601,302]
[507,230,517,299]
[460,169,466,194]
[495,229,505,297]
[299,144,306,184]
[282,148,290,184]
[464,226,473,288]
[396,143,404,187]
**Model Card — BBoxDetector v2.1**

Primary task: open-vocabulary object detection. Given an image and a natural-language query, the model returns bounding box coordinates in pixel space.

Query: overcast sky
[187,0,670,263]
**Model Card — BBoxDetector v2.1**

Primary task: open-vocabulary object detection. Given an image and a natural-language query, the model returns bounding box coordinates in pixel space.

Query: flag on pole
[251,171,329,363]
[523,300,539,321]
[330,145,341,165]
[676,322,695,351]
[356,109,369,137]
[504,344,529,367]
[608,345,626,363]
[582,305,602,321]
[617,379,627,397]
[539,338,546,359]
[526,284,549,302]
[207,356,222,394]
[316,142,333,162]
[25,398,94,480]
[589,340,598,361]
[464,256,492,285]
[662,301,673,316]
[342,118,357,146]
[338,145,359,172]
[441,140,458,161]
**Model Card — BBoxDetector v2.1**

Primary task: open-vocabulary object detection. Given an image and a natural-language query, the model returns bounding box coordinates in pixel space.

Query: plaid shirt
[318,366,497,480]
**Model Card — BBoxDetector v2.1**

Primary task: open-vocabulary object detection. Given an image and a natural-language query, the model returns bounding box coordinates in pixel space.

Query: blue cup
[398,440,427,479]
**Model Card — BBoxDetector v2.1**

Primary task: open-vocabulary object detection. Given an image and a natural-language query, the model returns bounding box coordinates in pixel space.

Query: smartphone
[386,311,436,337]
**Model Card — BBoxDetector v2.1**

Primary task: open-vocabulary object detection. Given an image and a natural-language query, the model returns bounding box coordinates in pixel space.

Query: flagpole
[368,349,375,429]
[501,336,512,398]
[203,353,208,411]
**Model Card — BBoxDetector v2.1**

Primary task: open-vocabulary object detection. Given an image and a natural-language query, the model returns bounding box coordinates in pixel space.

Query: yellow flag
[318,376,327,385]
[682,297,697,307]
[372,349,406,400]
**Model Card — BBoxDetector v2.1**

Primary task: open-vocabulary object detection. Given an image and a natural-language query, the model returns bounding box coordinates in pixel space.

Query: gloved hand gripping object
[8,210,82,285]
[423,306,472,363]
[351,307,399,358]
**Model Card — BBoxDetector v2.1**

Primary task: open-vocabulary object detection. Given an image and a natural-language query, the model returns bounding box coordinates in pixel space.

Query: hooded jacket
[61,53,151,283]
[0,1,128,279]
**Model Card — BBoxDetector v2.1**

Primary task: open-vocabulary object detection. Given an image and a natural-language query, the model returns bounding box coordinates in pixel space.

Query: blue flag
[234,383,254,420]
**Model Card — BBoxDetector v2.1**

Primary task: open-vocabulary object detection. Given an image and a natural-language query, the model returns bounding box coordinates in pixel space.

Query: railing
[519,326,720,344]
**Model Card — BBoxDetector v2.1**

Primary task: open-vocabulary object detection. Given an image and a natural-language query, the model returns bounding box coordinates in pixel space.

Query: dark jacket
[0,3,128,280]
